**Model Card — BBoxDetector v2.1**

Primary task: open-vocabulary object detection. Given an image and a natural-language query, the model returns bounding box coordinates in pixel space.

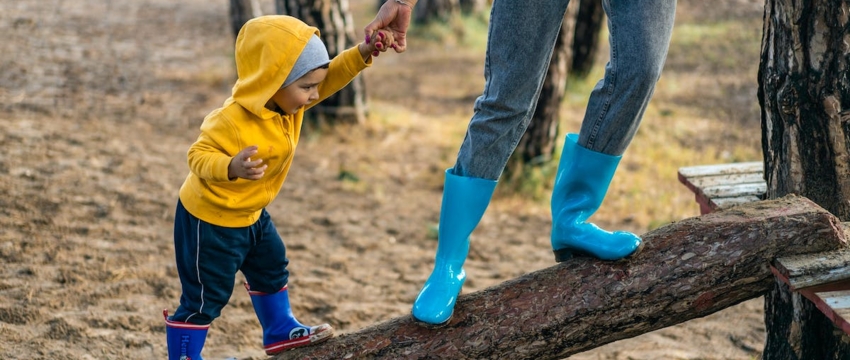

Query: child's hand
[359,29,395,60]
[228,145,267,181]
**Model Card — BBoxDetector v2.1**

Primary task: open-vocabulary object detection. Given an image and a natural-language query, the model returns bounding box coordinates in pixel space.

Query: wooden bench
[677,161,766,215]
[771,248,850,335]
[678,162,850,336]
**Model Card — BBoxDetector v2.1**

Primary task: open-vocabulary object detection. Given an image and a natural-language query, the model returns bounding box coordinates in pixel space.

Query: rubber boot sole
[553,240,645,263]
[413,313,452,329]
[412,288,460,329]
[265,324,334,355]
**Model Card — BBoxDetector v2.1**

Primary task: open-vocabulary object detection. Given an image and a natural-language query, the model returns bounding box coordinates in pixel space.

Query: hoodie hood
[231,15,320,119]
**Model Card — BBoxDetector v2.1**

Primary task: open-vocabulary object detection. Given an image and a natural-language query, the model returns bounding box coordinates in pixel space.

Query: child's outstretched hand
[358,29,395,61]
[228,145,267,181]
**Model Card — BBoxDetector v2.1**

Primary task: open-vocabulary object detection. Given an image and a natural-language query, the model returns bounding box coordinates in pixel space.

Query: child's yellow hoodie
[179,15,370,227]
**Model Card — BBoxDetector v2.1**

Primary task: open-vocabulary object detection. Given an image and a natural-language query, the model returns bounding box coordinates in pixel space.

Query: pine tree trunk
[504,2,578,181]
[570,0,604,78]
[277,0,367,126]
[759,0,850,358]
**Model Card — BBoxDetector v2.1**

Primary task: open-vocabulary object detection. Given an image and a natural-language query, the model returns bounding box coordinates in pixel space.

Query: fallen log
[278,194,847,360]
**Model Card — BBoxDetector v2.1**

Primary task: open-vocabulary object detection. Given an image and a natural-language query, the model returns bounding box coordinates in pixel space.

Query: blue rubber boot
[412,169,497,326]
[551,133,643,262]
[245,283,333,355]
[164,309,209,360]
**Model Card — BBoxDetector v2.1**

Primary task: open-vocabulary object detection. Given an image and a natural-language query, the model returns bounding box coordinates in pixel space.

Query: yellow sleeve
[186,112,238,182]
[307,45,372,109]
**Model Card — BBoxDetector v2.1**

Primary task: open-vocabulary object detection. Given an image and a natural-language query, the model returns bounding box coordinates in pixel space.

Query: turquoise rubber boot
[412,169,497,326]
[550,133,642,262]
[164,309,209,360]
[245,283,333,355]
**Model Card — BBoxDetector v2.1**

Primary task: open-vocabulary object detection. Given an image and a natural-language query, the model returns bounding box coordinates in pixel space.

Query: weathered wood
[683,171,766,190]
[277,195,846,360]
[813,290,850,335]
[678,162,766,214]
[771,223,850,338]
[712,196,762,210]
[774,246,850,291]
[677,161,763,178]
[763,277,848,360]
[702,182,766,199]
[771,266,850,337]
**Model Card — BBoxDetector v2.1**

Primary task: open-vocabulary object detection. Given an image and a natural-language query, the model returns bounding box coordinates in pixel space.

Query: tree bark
[570,0,604,78]
[759,1,850,358]
[278,195,847,360]
[277,0,367,126]
[504,2,577,181]
[759,0,850,219]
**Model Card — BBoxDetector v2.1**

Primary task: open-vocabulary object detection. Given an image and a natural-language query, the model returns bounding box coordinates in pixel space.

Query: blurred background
[0,0,766,358]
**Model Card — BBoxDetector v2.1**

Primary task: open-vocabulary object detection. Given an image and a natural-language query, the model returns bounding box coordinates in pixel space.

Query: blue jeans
[453,0,677,180]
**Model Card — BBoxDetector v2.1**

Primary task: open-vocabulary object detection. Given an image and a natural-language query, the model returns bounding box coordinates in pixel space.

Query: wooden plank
[678,162,766,214]
[712,196,763,210]
[702,182,767,198]
[679,164,850,338]
[677,161,763,178]
[684,172,765,189]
[803,290,850,336]
[692,193,761,215]
[771,266,850,337]
[774,246,850,290]
[771,232,850,337]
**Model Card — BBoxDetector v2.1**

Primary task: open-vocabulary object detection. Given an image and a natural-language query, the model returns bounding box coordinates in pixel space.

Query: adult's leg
[453,0,572,180]
[578,0,677,154]
[412,0,571,326]
[550,0,677,262]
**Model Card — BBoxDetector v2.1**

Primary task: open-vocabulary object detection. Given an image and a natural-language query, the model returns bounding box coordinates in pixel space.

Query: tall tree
[759,0,850,358]
[277,0,368,125]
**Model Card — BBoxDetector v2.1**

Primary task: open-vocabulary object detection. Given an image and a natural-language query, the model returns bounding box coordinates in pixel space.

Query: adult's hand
[364,0,416,53]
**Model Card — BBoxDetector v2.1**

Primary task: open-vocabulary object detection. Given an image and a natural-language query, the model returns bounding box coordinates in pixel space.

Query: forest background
[0,0,767,358]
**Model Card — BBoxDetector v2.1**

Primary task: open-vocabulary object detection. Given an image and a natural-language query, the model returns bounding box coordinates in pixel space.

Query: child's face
[271,67,329,115]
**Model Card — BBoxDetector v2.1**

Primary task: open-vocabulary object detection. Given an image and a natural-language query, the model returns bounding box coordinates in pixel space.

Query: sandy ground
[0,0,767,359]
